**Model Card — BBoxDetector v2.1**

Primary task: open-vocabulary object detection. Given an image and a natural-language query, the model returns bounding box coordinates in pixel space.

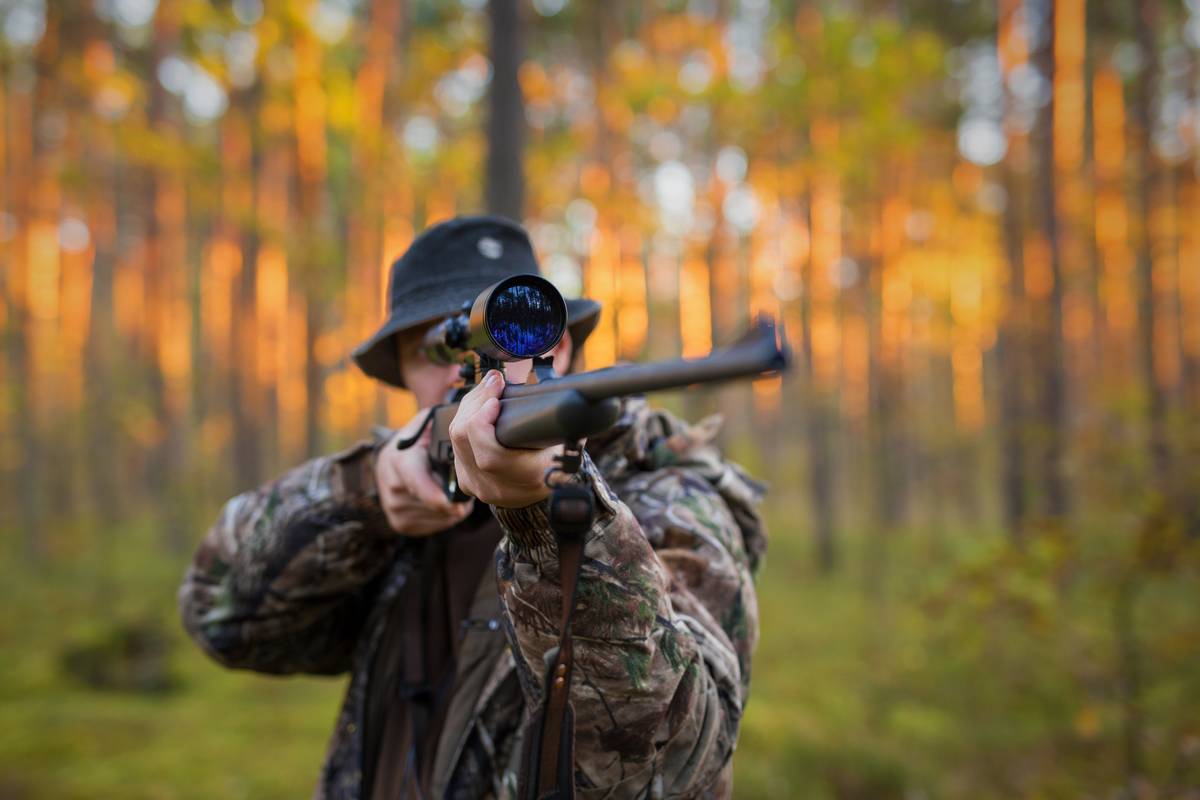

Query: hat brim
[353,297,602,389]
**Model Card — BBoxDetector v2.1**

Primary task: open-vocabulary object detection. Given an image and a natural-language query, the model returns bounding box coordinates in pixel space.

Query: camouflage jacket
[178,399,767,799]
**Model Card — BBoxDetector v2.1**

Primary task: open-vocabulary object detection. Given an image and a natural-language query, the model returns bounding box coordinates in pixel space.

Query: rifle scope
[422,274,567,365]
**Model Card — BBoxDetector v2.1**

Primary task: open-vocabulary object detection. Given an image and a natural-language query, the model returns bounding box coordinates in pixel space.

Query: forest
[0,0,1198,797]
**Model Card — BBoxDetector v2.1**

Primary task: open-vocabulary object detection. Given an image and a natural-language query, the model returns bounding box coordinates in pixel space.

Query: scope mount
[477,354,506,380]
[531,355,557,384]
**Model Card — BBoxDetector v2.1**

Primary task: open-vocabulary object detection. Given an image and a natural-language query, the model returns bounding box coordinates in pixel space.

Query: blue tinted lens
[488,282,563,358]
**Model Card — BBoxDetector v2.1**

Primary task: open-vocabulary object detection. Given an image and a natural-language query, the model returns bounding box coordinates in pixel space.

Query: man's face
[396,322,463,409]
[396,319,575,409]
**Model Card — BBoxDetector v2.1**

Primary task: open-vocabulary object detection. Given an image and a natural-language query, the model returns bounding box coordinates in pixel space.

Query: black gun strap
[533,527,583,800]
[513,445,595,800]
[521,455,594,800]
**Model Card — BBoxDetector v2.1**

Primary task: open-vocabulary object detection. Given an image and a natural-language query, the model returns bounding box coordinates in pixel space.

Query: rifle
[395,273,789,800]
[395,274,791,499]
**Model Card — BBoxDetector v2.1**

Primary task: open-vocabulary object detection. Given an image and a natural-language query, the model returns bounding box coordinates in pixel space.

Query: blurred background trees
[1,0,1198,797]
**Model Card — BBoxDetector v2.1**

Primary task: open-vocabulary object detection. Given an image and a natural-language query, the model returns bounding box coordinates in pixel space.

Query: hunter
[178,215,768,799]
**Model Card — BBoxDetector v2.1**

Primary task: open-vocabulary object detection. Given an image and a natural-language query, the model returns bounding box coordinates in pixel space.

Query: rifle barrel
[501,316,789,403]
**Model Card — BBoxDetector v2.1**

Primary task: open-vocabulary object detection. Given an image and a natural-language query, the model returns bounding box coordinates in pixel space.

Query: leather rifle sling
[534,530,583,799]
[530,474,594,800]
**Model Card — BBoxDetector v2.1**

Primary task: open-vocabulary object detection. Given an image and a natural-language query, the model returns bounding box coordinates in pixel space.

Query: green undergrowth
[737,501,1200,799]
[0,520,344,799]
[1,500,1197,799]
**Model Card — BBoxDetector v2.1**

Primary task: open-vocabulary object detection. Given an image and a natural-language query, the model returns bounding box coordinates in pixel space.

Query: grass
[1,498,1197,798]
[0,525,344,799]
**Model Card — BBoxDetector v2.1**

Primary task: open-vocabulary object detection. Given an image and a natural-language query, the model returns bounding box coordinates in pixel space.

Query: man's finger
[378,459,406,501]
[407,461,454,510]
[478,396,501,427]
[466,398,505,473]
[454,370,505,423]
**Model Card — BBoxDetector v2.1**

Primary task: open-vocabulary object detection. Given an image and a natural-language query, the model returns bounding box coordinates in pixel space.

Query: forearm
[493,455,748,795]
[179,441,397,675]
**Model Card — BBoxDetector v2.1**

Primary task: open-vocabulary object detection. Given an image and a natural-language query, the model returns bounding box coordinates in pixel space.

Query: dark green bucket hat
[352,215,601,388]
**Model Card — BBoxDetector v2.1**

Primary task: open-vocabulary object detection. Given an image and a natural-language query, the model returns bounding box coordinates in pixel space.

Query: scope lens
[486,278,566,359]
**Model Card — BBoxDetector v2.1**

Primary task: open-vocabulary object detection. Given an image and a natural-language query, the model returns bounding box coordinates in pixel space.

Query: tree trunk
[863,250,892,579]
[802,194,837,573]
[866,192,905,530]
[85,157,122,529]
[1131,0,1169,491]
[998,161,1028,538]
[218,89,264,492]
[143,4,186,529]
[305,299,324,459]
[485,0,526,221]
[142,83,168,504]
[1083,25,1105,384]
[15,6,64,559]
[1179,179,1199,413]
[1173,43,1198,426]
[1032,1,1070,520]
[232,200,262,492]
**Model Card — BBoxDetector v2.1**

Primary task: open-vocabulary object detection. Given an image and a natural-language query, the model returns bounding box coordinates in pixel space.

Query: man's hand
[449,370,560,509]
[375,410,474,536]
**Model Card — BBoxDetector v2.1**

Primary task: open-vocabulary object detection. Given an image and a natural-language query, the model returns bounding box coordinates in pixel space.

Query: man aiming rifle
[179,216,779,799]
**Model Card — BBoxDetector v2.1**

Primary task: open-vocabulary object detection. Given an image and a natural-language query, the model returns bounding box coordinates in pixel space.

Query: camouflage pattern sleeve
[493,431,764,798]
[178,440,399,676]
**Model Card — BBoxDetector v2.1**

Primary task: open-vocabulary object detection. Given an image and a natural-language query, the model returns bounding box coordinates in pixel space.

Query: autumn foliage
[0,1,1198,797]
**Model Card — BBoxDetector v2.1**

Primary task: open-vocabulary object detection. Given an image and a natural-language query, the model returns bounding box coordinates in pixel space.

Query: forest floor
[1,495,1196,799]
